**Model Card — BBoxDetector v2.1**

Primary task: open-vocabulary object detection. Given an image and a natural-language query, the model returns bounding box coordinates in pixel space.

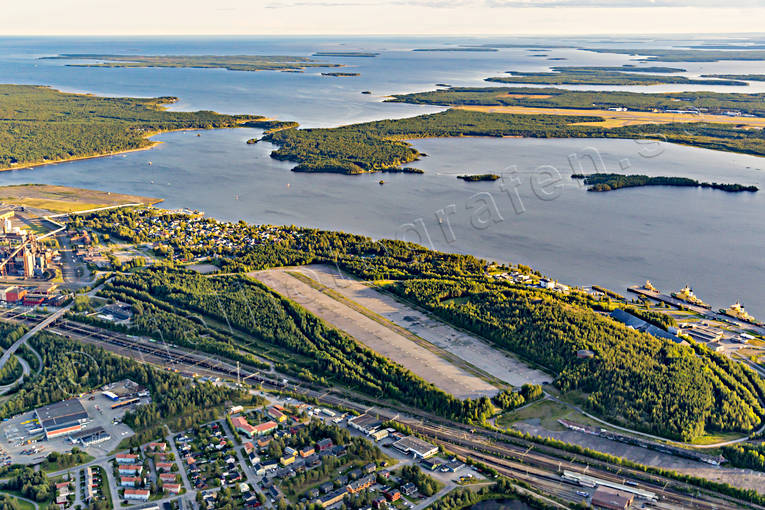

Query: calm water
[1,36,764,315]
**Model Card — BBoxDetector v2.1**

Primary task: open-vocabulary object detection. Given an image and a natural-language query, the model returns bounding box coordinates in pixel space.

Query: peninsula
[0,84,260,171]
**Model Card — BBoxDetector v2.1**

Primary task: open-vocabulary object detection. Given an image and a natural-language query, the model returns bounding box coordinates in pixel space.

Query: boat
[378,180,385,185]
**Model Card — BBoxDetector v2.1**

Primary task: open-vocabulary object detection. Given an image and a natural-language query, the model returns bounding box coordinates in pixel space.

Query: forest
[264,108,765,174]
[581,48,765,62]
[486,69,745,86]
[387,86,765,117]
[722,442,765,472]
[571,173,759,193]
[0,84,259,168]
[78,207,765,440]
[457,174,500,182]
[43,54,339,72]
[702,74,765,82]
[0,328,257,435]
[391,278,765,441]
[94,267,497,424]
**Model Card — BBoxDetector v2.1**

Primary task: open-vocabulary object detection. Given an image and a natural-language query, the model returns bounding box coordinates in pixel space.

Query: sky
[3,0,765,36]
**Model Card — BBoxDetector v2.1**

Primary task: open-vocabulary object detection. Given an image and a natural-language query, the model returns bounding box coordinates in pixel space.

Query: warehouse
[70,426,111,447]
[391,436,438,459]
[347,413,382,435]
[35,399,89,439]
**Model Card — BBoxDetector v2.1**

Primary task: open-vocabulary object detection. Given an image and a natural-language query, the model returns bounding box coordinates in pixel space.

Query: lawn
[0,492,36,510]
[495,399,570,430]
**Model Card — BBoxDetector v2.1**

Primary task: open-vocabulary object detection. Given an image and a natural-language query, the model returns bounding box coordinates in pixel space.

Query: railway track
[6,314,765,509]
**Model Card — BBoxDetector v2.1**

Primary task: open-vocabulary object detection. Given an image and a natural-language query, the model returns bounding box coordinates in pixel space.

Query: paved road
[548,394,765,449]
[0,303,71,372]
[0,490,39,510]
[221,418,260,489]
[167,430,194,494]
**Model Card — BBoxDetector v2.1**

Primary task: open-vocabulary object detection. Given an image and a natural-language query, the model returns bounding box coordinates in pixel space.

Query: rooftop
[35,399,88,429]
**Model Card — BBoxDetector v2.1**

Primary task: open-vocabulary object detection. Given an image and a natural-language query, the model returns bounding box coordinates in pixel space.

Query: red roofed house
[160,473,178,483]
[147,442,167,452]
[118,465,143,476]
[120,476,141,487]
[156,462,174,472]
[253,421,278,436]
[268,407,287,423]
[115,453,139,464]
[231,416,258,438]
[163,483,182,494]
[124,489,150,501]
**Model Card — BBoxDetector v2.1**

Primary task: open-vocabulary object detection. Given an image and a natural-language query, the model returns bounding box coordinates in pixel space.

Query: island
[0,84,260,171]
[321,72,360,77]
[42,54,341,72]
[263,107,765,175]
[413,47,499,52]
[486,68,747,86]
[702,74,765,82]
[312,52,379,57]
[387,86,765,118]
[581,48,765,62]
[571,173,759,193]
[384,167,424,174]
[457,173,500,181]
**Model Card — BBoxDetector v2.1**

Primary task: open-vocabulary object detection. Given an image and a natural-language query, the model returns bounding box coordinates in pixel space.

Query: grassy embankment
[0,184,161,214]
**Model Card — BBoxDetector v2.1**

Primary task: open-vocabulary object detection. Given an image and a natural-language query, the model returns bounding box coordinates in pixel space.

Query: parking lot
[0,391,137,465]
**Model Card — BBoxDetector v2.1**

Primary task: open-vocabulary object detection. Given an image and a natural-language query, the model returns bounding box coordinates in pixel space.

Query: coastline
[0,141,163,174]
[0,122,253,174]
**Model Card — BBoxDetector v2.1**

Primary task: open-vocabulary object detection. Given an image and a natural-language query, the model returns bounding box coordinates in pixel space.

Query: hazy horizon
[4,1,764,37]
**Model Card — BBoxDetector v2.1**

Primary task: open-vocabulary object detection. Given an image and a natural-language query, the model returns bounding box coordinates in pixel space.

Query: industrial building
[591,487,634,510]
[391,436,438,459]
[71,426,111,447]
[609,309,684,344]
[35,399,89,439]
[347,413,383,435]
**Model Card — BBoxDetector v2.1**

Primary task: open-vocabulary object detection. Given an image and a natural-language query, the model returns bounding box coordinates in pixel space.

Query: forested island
[581,48,765,62]
[388,86,765,117]
[313,52,379,57]
[322,72,360,77]
[413,47,499,52]
[487,68,745,86]
[263,108,765,174]
[0,84,259,170]
[44,54,340,72]
[572,173,759,193]
[702,74,765,82]
[458,174,500,181]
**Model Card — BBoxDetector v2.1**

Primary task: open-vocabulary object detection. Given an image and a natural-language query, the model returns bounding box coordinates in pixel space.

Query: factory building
[35,399,89,439]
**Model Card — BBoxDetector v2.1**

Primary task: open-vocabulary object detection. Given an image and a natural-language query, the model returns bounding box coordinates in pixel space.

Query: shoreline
[0,141,163,174]
[0,122,254,174]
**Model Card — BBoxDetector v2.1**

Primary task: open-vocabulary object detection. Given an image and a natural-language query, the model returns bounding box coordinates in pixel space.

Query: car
[576,491,589,497]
